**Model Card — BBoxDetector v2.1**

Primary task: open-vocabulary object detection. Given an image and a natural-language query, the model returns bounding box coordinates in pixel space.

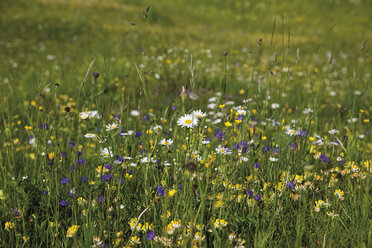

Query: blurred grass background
[1,0,372,94]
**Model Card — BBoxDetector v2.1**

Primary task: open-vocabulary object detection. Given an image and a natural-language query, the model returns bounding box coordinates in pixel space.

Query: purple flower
[146,231,155,241]
[286,182,295,189]
[104,164,112,170]
[77,158,85,165]
[60,177,70,185]
[252,163,261,168]
[143,115,150,121]
[59,200,70,206]
[320,153,329,163]
[60,151,66,157]
[69,141,75,147]
[98,196,104,203]
[39,124,49,130]
[135,131,143,138]
[42,190,48,195]
[157,186,165,197]
[70,165,75,171]
[171,105,177,111]
[77,151,83,157]
[247,189,254,196]
[290,142,297,151]
[114,114,121,120]
[214,129,225,141]
[119,129,125,136]
[253,194,261,201]
[101,173,113,182]
[12,208,21,216]
[80,176,88,182]
[178,183,183,190]
[298,130,308,137]
[118,178,125,183]
[68,187,77,197]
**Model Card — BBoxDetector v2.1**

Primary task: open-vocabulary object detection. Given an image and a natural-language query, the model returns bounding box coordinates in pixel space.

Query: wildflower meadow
[1,0,371,247]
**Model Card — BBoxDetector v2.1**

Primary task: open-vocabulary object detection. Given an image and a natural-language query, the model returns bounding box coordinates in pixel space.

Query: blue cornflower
[104,164,112,170]
[146,231,155,241]
[12,208,21,216]
[214,129,225,141]
[135,131,143,138]
[98,196,104,203]
[252,162,261,168]
[60,177,70,185]
[253,194,261,201]
[39,124,49,130]
[59,200,70,206]
[157,186,165,197]
[77,158,85,164]
[320,153,329,163]
[286,182,295,189]
[101,173,113,182]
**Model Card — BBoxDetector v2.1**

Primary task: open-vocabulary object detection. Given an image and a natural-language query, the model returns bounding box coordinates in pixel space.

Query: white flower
[201,140,210,145]
[269,157,278,162]
[130,110,141,117]
[79,110,100,120]
[328,129,339,135]
[207,103,216,109]
[177,114,198,129]
[208,97,218,102]
[106,123,119,131]
[240,156,249,162]
[84,133,96,138]
[359,134,365,139]
[192,110,207,118]
[303,108,313,114]
[285,129,297,136]
[160,138,173,147]
[215,145,232,155]
[271,103,280,109]
[101,147,113,158]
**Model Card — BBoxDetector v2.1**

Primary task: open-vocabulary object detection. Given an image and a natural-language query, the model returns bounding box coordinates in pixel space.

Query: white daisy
[271,103,280,109]
[215,145,232,155]
[101,147,113,158]
[105,123,119,131]
[177,114,198,129]
[285,129,297,136]
[192,110,207,118]
[160,138,173,148]
[130,110,141,117]
[269,157,278,162]
[84,133,96,138]
[328,129,339,135]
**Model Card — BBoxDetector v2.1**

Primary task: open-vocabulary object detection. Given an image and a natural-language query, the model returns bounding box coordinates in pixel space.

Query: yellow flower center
[185,119,192,124]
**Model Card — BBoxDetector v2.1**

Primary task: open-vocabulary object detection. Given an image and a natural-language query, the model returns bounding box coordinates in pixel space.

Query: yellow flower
[25,125,32,130]
[48,152,55,160]
[168,189,177,197]
[5,222,15,230]
[224,121,232,127]
[66,225,80,237]
[262,136,267,141]
[0,190,4,200]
